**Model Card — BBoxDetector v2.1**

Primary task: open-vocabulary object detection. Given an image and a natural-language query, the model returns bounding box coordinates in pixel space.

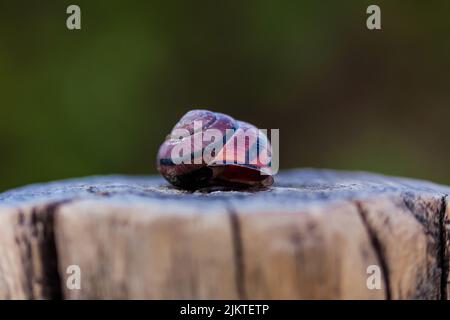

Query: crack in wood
[401,193,448,299]
[355,201,392,300]
[225,202,247,300]
[39,202,64,300]
[16,209,35,299]
[16,201,69,299]
[439,195,449,300]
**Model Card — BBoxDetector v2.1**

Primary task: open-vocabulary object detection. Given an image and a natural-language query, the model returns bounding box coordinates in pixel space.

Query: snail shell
[157,109,274,190]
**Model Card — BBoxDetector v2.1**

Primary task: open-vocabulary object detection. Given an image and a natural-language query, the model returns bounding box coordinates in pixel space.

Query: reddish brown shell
[157,110,274,190]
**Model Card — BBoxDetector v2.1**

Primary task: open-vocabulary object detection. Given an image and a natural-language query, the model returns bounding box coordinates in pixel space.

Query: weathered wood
[356,196,442,299]
[56,200,237,299]
[0,169,448,299]
[233,202,385,299]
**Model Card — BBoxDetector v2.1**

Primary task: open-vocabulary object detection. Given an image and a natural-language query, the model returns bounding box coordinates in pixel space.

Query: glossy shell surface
[157,110,274,190]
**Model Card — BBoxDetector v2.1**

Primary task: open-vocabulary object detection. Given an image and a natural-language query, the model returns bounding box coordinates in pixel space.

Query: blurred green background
[1,0,449,191]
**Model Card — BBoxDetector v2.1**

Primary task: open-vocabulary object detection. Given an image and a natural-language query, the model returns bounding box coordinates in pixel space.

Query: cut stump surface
[0,169,449,299]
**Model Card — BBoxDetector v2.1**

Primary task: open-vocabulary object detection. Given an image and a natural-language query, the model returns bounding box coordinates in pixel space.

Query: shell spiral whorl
[157,109,274,190]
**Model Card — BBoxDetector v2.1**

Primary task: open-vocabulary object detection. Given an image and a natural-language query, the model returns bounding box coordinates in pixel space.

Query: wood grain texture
[444,197,450,298]
[232,202,385,299]
[56,199,237,299]
[0,169,448,300]
[356,196,443,299]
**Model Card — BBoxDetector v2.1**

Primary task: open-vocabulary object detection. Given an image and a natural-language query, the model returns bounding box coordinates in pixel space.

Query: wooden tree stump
[0,169,448,300]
